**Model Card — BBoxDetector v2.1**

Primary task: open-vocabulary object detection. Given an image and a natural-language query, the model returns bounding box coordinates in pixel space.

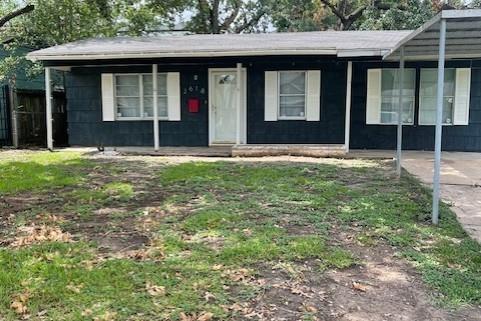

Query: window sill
[366,123,414,126]
[115,117,169,121]
[418,123,455,126]
[278,117,307,121]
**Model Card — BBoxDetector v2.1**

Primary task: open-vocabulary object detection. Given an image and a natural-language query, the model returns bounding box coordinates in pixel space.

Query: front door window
[212,72,238,144]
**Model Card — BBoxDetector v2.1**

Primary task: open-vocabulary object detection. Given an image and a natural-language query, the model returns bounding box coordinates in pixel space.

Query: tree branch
[0,4,34,28]
[320,0,407,30]
[220,0,241,31]
[319,0,347,25]
[234,9,266,33]
[345,5,367,21]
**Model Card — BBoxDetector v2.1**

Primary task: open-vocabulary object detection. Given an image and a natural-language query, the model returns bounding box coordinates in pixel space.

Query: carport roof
[384,9,481,61]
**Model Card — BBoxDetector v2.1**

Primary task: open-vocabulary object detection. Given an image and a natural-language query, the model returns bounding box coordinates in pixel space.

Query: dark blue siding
[67,66,209,146]
[350,60,481,151]
[66,57,347,147]
[247,61,346,144]
[65,56,481,151]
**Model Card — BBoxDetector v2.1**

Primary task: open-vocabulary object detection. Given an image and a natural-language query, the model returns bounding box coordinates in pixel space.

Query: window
[115,73,168,119]
[380,69,416,124]
[278,71,306,119]
[419,69,455,125]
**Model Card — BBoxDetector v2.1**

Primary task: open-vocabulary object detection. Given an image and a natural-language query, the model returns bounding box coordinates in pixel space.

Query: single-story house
[26,9,481,154]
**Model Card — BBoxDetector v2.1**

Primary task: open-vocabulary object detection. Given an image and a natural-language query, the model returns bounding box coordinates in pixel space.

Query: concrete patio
[399,151,481,243]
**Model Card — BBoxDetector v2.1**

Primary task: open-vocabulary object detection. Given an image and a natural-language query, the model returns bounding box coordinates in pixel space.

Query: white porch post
[344,61,353,153]
[396,47,405,177]
[236,63,242,145]
[432,18,447,225]
[152,64,160,151]
[45,67,53,150]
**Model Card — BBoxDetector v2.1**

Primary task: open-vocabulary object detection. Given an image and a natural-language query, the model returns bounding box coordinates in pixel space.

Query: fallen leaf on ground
[197,311,213,321]
[66,283,83,293]
[304,305,318,313]
[10,300,27,315]
[180,312,195,321]
[81,309,93,317]
[12,224,71,247]
[204,291,216,302]
[93,310,117,321]
[352,281,368,292]
[146,282,166,296]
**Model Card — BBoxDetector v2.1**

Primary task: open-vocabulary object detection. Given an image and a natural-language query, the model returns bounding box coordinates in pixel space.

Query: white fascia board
[337,49,390,57]
[442,9,481,19]
[384,52,481,61]
[27,48,338,61]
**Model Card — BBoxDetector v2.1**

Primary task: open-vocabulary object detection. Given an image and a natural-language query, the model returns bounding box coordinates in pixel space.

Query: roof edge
[27,48,343,61]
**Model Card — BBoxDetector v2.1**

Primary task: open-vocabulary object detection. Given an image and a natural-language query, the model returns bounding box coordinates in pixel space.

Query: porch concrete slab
[347,150,396,159]
[401,151,481,243]
[106,146,232,157]
[232,144,346,157]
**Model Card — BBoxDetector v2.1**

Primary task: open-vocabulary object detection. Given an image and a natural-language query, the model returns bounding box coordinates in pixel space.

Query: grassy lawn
[0,151,480,321]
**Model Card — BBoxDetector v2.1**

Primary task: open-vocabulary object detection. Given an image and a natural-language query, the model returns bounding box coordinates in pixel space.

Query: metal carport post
[432,19,447,225]
[396,47,405,178]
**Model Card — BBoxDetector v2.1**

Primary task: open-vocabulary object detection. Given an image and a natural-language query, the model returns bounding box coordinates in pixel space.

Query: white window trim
[277,70,307,120]
[418,68,455,126]
[376,68,416,126]
[114,73,169,121]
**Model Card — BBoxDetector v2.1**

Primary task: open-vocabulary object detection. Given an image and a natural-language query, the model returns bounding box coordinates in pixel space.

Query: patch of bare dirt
[231,228,481,321]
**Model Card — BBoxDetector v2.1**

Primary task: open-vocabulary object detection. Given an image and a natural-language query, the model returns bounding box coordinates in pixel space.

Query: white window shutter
[366,69,382,124]
[101,74,115,121]
[306,70,321,121]
[167,72,181,121]
[264,71,278,121]
[453,68,471,125]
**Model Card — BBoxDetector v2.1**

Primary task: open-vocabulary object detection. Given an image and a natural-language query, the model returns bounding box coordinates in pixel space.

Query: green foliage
[0,0,116,81]
[112,0,186,35]
[357,0,435,30]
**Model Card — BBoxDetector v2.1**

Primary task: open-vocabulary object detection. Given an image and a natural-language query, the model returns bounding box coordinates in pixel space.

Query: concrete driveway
[402,151,481,243]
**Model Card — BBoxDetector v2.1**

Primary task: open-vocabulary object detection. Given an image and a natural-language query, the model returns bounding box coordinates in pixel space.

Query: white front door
[209,70,245,144]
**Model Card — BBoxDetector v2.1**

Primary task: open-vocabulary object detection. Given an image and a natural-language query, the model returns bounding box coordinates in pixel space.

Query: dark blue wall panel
[65,56,481,151]
[66,57,347,147]
[67,65,209,146]
[350,60,481,151]
[246,61,346,144]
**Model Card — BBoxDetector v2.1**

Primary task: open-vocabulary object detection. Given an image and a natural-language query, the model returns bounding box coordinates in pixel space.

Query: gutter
[27,48,339,61]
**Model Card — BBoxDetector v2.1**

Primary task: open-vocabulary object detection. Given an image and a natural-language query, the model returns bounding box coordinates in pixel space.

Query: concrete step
[232,144,346,157]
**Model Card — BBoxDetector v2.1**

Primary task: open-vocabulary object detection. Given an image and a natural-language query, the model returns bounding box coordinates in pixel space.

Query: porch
[108,144,347,157]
